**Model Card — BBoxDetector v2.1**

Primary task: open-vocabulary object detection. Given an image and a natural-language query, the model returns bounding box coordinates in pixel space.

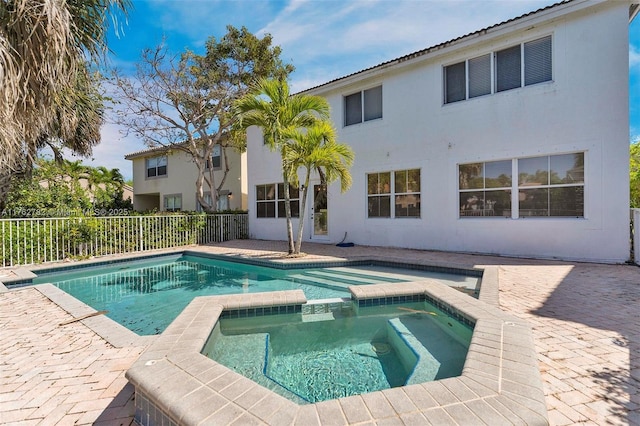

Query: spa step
[386,318,441,384]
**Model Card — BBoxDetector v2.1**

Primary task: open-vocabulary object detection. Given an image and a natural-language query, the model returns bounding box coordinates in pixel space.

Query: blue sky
[88,0,640,180]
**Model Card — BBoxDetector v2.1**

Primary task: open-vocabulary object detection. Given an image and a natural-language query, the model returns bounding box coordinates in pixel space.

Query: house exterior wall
[129,148,247,212]
[246,0,632,263]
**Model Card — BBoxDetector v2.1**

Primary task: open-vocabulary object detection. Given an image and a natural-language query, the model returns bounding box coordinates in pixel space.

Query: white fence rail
[633,209,640,265]
[1,214,248,267]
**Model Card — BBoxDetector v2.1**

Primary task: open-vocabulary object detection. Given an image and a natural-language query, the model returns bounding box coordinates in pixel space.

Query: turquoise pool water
[32,254,480,335]
[203,302,473,404]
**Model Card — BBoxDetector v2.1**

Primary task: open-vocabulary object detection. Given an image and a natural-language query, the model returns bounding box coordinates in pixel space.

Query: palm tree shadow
[531,263,640,424]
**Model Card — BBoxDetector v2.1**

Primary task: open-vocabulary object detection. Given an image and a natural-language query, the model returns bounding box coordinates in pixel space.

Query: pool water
[203,302,472,404]
[32,254,480,335]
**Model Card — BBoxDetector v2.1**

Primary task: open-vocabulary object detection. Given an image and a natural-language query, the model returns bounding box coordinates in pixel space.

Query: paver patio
[1,240,639,425]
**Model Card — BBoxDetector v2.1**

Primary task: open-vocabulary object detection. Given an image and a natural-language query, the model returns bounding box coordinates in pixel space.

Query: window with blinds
[496,45,522,92]
[524,36,552,86]
[344,86,383,126]
[444,35,552,104]
[468,54,491,98]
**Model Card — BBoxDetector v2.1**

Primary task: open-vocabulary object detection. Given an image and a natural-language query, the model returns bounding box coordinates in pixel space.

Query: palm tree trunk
[294,171,311,254]
[283,167,295,254]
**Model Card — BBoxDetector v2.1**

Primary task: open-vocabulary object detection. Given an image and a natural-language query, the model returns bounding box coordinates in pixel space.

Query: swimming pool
[31,253,481,335]
[202,301,472,404]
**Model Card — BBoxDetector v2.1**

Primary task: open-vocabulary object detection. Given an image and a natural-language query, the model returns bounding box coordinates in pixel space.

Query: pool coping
[126,281,547,425]
[1,250,545,424]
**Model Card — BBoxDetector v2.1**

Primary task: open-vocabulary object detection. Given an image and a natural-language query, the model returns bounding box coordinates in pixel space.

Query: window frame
[344,85,383,127]
[255,183,300,219]
[458,152,585,219]
[443,35,552,105]
[163,193,182,212]
[367,169,421,219]
[206,145,222,170]
[146,155,167,178]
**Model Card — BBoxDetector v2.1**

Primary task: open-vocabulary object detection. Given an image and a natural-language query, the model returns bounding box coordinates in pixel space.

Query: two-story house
[246,0,638,263]
[125,144,247,212]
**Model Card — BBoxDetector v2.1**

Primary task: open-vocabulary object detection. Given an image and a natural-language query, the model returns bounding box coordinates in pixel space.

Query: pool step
[287,274,354,290]
[301,269,402,285]
[289,269,400,290]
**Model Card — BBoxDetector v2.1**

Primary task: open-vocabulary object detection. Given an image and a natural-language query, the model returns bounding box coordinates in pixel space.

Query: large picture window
[146,155,167,178]
[518,153,584,217]
[256,183,300,218]
[368,169,420,218]
[345,86,383,126]
[459,161,512,217]
[444,35,552,104]
[458,152,584,218]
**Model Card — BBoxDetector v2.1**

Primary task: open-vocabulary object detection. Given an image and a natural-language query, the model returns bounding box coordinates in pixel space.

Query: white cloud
[260,0,554,91]
[631,44,640,69]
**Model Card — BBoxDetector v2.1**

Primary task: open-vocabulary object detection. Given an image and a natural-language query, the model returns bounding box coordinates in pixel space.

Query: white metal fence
[0,214,248,267]
[633,209,640,265]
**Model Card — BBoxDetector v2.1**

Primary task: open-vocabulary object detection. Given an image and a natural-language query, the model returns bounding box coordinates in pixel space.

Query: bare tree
[111,26,293,212]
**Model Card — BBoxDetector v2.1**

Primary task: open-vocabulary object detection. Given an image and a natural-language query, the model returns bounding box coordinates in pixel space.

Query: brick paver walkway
[0,288,145,425]
[1,240,639,425]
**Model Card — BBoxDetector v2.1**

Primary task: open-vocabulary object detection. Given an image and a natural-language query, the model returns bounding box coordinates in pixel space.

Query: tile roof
[298,0,573,94]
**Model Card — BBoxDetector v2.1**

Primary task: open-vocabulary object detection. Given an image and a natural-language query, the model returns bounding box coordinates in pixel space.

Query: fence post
[138,216,144,252]
[634,209,640,265]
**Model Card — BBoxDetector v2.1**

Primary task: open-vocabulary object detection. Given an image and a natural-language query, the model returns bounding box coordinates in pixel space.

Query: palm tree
[282,120,354,254]
[0,0,129,175]
[234,78,330,254]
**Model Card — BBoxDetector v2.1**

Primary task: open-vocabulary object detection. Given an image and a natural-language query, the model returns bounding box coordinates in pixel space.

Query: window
[197,191,230,212]
[164,194,182,212]
[344,86,382,126]
[458,152,584,218]
[459,161,512,217]
[468,54,491,98]
[524,36,552,86]
[495,45,521,92]
[206,145,222,170]
[277,184,299,218]
[256,183,299,218]
[367,169,420,218]
[146,155,167,178]
[196,192,213,212]
[367,172,391,217]
[444,62,466,104]
[394,169,421,218]
[444,35,552,104]
[518,153,584,217]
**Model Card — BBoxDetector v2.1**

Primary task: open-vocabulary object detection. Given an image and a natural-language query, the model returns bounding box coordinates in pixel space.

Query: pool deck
[1,240,640,425]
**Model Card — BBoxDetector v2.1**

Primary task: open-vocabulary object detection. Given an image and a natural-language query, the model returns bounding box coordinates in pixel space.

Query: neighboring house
[125,145,247,212]
[38,177,132,206]
[246,0,638,263]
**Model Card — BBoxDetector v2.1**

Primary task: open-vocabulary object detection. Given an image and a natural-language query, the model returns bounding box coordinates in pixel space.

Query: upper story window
[206,145,221,170]
[146,155,167,178]
[344,85,383,126]
[164,194,182,212]
[458,152,584,218]
[444,35,552,104]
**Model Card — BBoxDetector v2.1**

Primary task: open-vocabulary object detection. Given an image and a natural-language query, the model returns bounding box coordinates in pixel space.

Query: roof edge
[297,0,618,95]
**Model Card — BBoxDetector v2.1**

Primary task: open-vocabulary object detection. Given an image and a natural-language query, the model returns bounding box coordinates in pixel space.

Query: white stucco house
[125,145,247,212]
[246,0,638,263]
